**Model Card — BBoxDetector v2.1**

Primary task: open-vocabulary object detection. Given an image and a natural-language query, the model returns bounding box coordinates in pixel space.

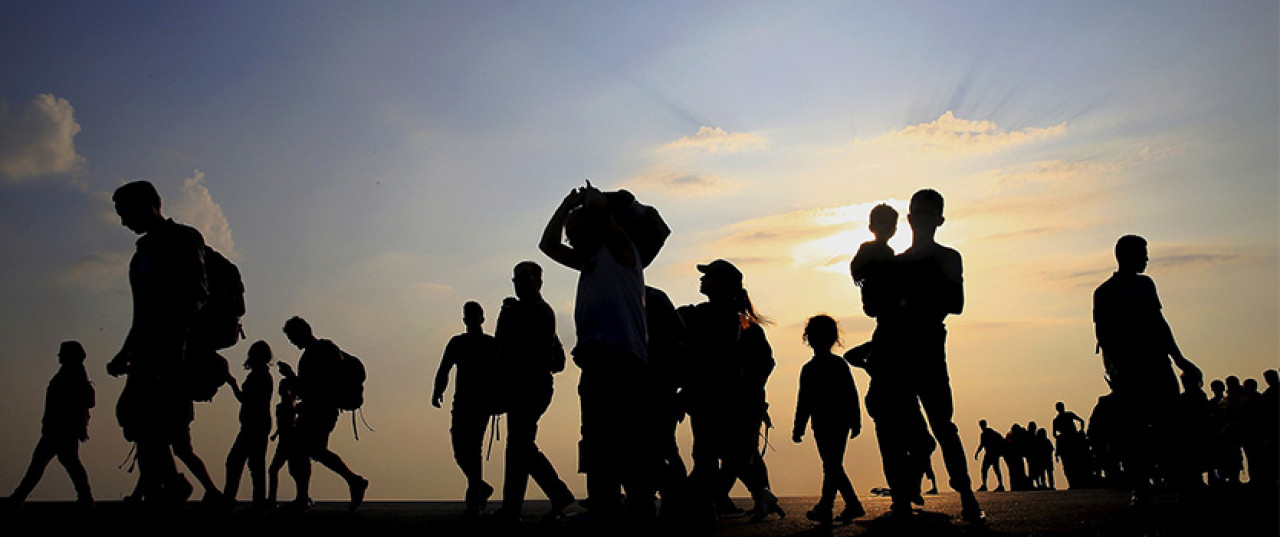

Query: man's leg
[451,407,491,514]
[56,438,93,503]
[10,436,58,502]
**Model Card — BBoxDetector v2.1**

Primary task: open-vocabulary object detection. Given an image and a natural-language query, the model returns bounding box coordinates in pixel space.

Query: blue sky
[1,1,1276,501]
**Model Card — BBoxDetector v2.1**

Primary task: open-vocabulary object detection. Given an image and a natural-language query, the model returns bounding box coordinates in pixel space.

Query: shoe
[348,476,369,512]
[837,502,866,523]
[282,498,312,513]
[977,485,988,492]
[201,490,223,506]
[960,494,985,523]
[805,506,833,526]
[163,474,194,507]
[750,490,785,521]
[545,488,575,521]
[911,493,924,506]
[994,485,1005,492]
[926,487,938,495]
[886,502,914,520]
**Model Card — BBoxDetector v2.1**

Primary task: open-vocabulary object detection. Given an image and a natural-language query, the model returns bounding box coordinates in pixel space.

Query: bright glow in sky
[1,1,1276,501]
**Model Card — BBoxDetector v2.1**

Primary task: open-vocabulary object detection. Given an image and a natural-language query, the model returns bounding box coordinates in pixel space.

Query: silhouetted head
[697,259,744,299]
[869,203,898,242]
[564,205,608,252]
[112,180,164,235]
[1055,401,1065,412]
[244,340,272,370]
[802,314,840,352]
[908,189,945,237]
[979,419,988,429]
[1011,423,1025,433]
[1244,378,1258,394]
[512,261,543,300]
[1265,369,1278,388]
[1226,375,1241,391]
[282,316,316,349]
[58,340,86,365]
[278,377,297,399]
[1114,235,1148,274]
[1028,421,1038,434]
[463,301,484,330]
[1210,379,1225,396]
[1036,428,1048,439]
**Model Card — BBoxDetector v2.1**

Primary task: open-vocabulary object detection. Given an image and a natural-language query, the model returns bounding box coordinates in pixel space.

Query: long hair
[734,287,770,329]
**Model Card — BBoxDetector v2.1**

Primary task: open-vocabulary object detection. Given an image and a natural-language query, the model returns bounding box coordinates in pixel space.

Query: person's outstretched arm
[432,339,458,408]
[539,189,585,269]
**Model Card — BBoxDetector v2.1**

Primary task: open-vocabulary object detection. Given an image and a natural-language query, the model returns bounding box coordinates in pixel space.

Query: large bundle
[601,189,670,268]
[191,246,246,350]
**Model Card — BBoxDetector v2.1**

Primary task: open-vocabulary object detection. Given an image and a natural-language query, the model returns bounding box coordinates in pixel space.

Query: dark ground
[7,488,1276,537]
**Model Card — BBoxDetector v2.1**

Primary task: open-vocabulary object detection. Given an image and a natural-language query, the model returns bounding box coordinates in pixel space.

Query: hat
[58,341,86,361]
[696,259,743,283]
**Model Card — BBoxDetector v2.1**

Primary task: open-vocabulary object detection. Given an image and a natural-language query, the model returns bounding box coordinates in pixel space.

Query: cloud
[0,94,86,183]
[170,170,238,257]
[661,126,767,154]
[624,171,740,197]
[1041,248,1254,287]
[60,251,130,292]
[873,111,1065,156]
[707,200,911,274]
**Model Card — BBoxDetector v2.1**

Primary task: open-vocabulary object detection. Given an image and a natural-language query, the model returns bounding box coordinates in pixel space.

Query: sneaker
[837,502,866,523]
[994,485,1005,492]
[750,490,785,521]
[805,506,833,526]
[977,485,988,492]
[348,476,369,512]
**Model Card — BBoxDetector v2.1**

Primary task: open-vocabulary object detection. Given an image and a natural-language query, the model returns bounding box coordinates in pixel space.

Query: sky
[1,1,1276,502]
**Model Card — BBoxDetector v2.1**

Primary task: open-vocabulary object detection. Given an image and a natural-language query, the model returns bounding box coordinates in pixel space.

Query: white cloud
[171,170,238,257]
[661,126,768,154]
[60,251,130,293]
[872,111,1065,156]
[0,94,86,183]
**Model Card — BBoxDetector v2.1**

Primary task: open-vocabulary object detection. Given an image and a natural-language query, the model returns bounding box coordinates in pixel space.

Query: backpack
[333,350,367,412]
[184,347,230,402]
[192,246,246,350]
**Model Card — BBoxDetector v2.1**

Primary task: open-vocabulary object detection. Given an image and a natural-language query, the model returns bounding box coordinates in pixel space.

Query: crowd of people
[2,180,1274,531]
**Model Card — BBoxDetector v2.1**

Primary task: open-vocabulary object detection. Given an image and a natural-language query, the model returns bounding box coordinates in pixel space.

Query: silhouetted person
[1238,378,1263,486]
[1174,368,1211,489]
[1032,428,1055,490]
[3,341,95,507]
[541,185,656,519]
[974,419,1005,492]
[678,260,782,522]
[875,189,983,521]
[222,340,274,509]
[280,317,368,511]
[1052,402,1091,489]
[1258,370,1279,489]
[850,203,899,318]
[1093,234,1200,503]
[433,301,500,517]
[490,262,574,522]
[107,180,208,506]
[792,315,865,526]
[266,374,299,506]
[645,285,690,519]
[1004,424,1032,491]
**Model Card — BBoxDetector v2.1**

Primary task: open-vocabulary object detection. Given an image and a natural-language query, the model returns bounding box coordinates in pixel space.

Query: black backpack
[191,246,246,350]
[333,350,367,412]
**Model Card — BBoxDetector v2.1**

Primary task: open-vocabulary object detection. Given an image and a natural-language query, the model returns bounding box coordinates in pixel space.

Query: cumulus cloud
[170,170,238,257]
[0,94,86,183]
[662,126,768,154]
[875,111,1065,156]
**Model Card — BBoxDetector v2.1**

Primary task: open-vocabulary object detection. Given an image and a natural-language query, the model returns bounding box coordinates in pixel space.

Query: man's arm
[539,189,585,269]
[432,338,458,408]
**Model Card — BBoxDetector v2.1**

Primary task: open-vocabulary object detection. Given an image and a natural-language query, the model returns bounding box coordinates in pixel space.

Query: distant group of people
[4,180,1270,529]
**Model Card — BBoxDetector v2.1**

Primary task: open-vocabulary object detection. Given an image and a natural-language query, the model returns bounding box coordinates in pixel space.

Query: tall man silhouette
[880,189,983,522]
[1093,234,1199,503]
[107,180,208,505]
[491,262,575,522]
[433,301,499,517]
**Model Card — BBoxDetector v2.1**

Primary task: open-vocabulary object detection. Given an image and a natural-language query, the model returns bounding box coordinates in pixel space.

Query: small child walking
[266,367,299,507]
[223,340,274,509]
[793,315,865,525]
